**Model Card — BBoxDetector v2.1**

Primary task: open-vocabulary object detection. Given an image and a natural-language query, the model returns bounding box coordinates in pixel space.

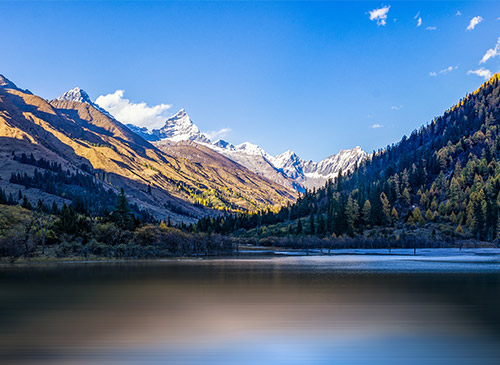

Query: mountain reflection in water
[1,251,500,364]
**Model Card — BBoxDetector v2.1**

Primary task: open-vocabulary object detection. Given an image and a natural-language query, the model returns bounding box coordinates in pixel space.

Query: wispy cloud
[414,12,422,27]
[391,105,403,110]
[466,16,483,31]
[467,68,493,80]
[426,26,437,31]
[203,128,232,141]
[430,66,458,77]
[371,124,383,129]
[480,37,500,64]
[95,90,172,129]
[368,5,390,26]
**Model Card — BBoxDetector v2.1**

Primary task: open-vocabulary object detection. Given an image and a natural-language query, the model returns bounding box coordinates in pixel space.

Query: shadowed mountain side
[0,137,201,223]
[0,78,297,219]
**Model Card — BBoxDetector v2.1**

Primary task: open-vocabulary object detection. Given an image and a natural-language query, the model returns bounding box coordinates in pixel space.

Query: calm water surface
[1,249,500,364]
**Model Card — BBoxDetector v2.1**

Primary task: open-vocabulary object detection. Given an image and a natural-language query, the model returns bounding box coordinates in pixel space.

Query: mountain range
[0,75,298,222]
[0,73,367,222]
[126,107,367,191]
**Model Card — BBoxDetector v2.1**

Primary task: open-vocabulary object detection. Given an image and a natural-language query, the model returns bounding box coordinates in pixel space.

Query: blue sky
[1,1,500,161]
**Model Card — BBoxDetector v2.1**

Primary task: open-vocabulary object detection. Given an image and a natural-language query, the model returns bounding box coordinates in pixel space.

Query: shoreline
[3,247,500,266]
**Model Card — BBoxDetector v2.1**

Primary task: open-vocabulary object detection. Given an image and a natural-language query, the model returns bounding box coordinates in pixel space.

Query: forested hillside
[198,73,500,243]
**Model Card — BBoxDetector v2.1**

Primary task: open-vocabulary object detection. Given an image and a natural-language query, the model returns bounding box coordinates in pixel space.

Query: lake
[1,248,500,364]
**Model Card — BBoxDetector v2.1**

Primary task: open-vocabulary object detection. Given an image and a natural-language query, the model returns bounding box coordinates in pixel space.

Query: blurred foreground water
[1,248,500,364]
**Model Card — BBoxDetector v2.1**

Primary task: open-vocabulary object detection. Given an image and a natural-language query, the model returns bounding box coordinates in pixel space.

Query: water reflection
[1,252,500,364]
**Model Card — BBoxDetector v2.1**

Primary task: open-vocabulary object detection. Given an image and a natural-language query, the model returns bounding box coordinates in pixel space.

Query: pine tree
[309,212,315,235]
[362,200,372,226]
[380,192,392,224]
[112,188,134,230]
[296,218,303,235]
[402,188,411,207]
[391,207,399,222]
[412,207,425,227]
[345,196,359,236]
[317,212,326,236]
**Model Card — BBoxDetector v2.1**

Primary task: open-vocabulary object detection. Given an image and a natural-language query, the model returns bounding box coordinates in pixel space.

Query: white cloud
[466,16,483,31]
[95,90,172,129]
[456,11,462,16]
[203,128,231,141]
[369,5,390,26]
[430,66,458,77]
[414,12,422,27]
[480,37,500,64]
[371,124,383,129]
[467,68,493,80]
[391,105,403,110]
[441,66,458,74]
[426,26,437,31]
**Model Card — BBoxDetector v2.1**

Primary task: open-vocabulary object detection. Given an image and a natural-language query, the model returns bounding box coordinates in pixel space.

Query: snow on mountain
[47,84,365,194]
[208,139,367,190]
[126,109,210,144]
[300,147,367,188]
[156,109,210,143]
[122,106,366,191]
[208,140,303,192]
[57,87,112,117]
[273,150,305,180]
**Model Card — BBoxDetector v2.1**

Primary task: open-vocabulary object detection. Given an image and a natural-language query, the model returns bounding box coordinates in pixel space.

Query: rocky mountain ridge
[124,107,368,190]
[0,75,297,221]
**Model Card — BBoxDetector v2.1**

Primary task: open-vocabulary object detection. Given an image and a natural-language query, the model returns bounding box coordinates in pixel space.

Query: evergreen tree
[345,196,359,236]
[361,200,372,226]
[380,192,392,224]
[296,218,303,235]
[112,188,135,230]
[309,212,315,235]
[412,207,425,227]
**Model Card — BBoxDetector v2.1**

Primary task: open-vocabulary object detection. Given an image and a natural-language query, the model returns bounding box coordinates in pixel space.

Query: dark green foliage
[10,154,155,222]
[196,74,500,242]
[111,188,135,230]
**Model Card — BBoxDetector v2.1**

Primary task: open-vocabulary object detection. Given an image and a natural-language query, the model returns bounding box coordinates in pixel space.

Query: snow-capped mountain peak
[274,150,301,168]
[122,104,366,191]
[57,87,93,104]
[157,109,210,143]
[126,109,210,144]
[271,146,368,188]
[234,142,270,158]
[56,87,113,117]
[213,139,235,150]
